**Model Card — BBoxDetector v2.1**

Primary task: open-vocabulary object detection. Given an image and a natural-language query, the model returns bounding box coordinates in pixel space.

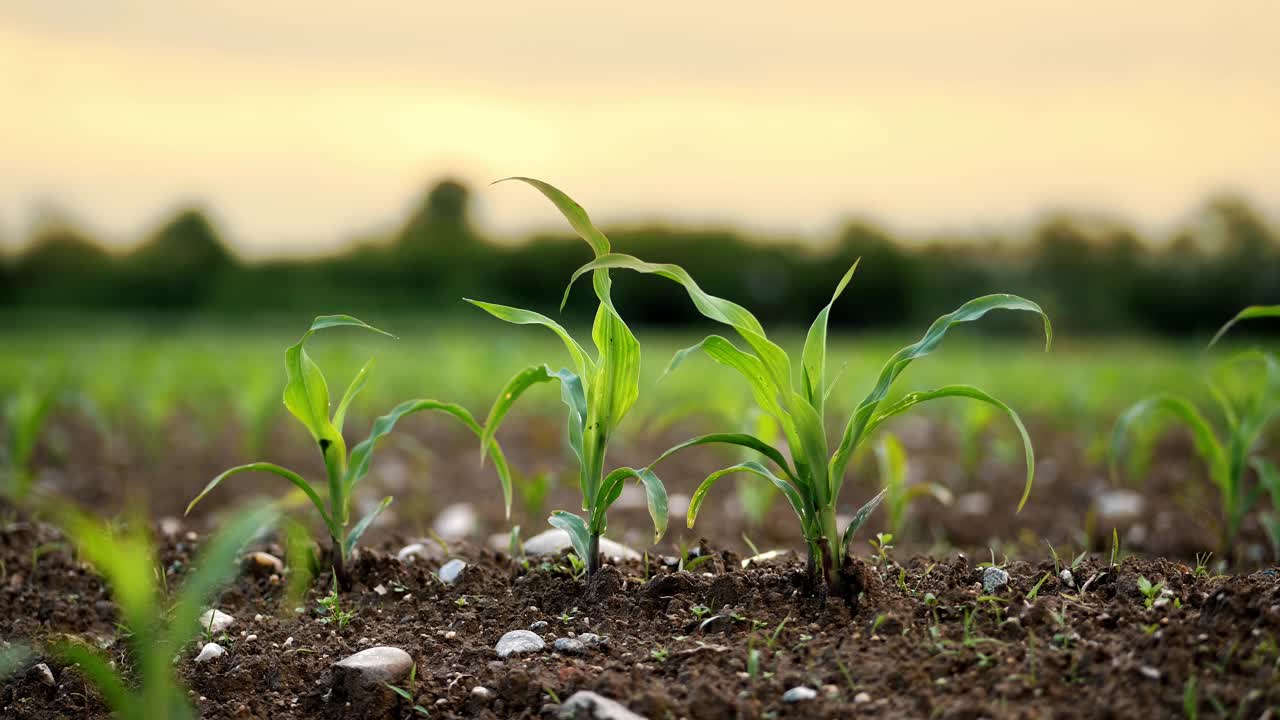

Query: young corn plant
[2,382,58,502]
[186,315,513,588]
[54,503,278,720]
[562,253,1049,596]
[469,178,667,577]
[1112,305,1279,555]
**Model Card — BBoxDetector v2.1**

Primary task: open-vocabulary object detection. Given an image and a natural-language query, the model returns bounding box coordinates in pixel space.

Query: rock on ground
[982,566,1010,593]
[557,690,648,719]
[198,609,235,634]
[521,528,640,560]
[782,686,817,702]
[495,630,545,658]
[438,558,467,585]
[194,642,225,662]
[331,646,414,697]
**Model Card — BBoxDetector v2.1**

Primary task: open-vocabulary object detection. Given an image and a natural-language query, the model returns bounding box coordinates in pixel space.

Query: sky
[2,1,1278,257]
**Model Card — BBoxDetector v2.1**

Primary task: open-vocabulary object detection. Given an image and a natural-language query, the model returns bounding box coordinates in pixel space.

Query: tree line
[3,179,1277,336]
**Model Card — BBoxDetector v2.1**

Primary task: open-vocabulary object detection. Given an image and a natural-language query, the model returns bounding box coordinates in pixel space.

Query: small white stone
[245,634,258,642]
[33,663,55,687]
[783,686,817,703]
[1059,570,1075,588]
[198,610,235,635]
[438,558,467,585]
[855,691,872,703]
[432,503,478,540]
[470,686,494,700]
[520,528,640,560]
[1139,666,1160,680]
[559,691,645,720]
[253,614,265,623]
[982,566,1010,594]
[283,637,294,647]
[495,630,545,658]
[195,643,225,662]
[332,647,414,697]
[374,584,388,596]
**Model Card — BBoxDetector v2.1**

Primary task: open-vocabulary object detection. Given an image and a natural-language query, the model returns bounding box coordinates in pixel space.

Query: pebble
[198,609,235,635]
[782,686,817,703]
[253,614,265,622]
[396,542,444,562]
[1095,489,1144,523]
[495,630,546,658]
[438,558,467,585]
[331,646,414,698]
[432,503,478,540]
[521,528,640,561]
[471,686,494,700]
[245,634,257,642]
[577,633,605,647]
[283,637,294,647]
[855,691,872,703]
[982,566,1010,594]
[554,637,586,655]
[739,549,791,568]
[1060,570,1075,588]
[1139,666,1161,680]
[557,690,645,720]
[243,551,284,576]
[529,621,549,632]
[699,615,734,634]
[32,663,55,687]
[194,643,225,662]
[955,492,992,516]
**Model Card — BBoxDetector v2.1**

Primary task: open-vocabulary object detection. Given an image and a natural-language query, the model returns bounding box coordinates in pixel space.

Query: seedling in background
[1,382,59,502]
[1136,575,1164,609]
[876,432,954,540]
[568,249,1049,597]
[1112,305,1280,556]
[317,575,355,629]
[469,178,667,578]
[186,315,513,588]
[53,503,278,720]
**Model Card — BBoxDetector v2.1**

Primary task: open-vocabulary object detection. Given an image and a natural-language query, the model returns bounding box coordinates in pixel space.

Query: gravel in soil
[2,519,1278,719]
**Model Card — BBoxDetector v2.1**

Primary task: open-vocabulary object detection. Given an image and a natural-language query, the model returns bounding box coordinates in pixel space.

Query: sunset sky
[2,2,1278,256]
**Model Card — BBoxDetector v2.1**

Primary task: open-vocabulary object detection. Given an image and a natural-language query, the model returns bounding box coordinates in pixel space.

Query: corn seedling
[186,315,513,588]
[876,432,953,539]
[469,178,667,577]
[1112,305,1280,553]
[2,382,58,502]
[568,250,1049,596]
[54,503,278,720]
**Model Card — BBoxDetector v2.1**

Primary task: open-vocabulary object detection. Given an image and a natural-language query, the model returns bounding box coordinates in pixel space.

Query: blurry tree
[12,223,116,306]
[123,208,236,309]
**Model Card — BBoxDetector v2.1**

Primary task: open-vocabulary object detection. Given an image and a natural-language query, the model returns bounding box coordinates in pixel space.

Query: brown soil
[2,413,1278,718]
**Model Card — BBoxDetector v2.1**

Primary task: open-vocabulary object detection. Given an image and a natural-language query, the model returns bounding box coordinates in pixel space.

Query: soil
[1,412,1278,718]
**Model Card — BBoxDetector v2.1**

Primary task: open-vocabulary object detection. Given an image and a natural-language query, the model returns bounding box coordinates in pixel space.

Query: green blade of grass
[344,496,392,557]
[801,260,859,413]
[1207,305,1280,349]
[647,432,797,484]
[185,463,332,534]
[332,358,375,435]
[1111,393,1226,489]
[464,300,593,380]
[52,643,133,719]
[688,461,810,533]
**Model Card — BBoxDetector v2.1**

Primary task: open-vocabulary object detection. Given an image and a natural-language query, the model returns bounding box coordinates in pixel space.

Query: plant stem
[587,532,601,577]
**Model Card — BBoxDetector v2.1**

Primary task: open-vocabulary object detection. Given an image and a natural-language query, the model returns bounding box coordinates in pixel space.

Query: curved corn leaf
[332,358,375,434]
[831,295,1051,485]
[494,177,610,256]
[688,461,810,533]
[1111,393,1226,489]
[595,467,668,543]
[344,496,392,557]
[548,510,592,564]
[283,315,393,448]
[348,399,514,518]
[802,260,859,412]
[168,504,279,653]
[465,300,592,380]
[1207,305,1280,349]
[663,335,785,420]
[647,432,797,484]
[52,643,132,717]
[186,462,332,534]
[840,489,887,553]
[860,384,1038,511]
[58,509,160,654]
[479,365,583,506]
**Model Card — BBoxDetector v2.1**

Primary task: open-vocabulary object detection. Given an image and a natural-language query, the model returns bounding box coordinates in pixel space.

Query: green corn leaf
[1111,393,1227,490]
[663,335,786,420]
[59,511,159,650]
[861,384,1037,511]
[548,510,592,564]
[688,461,811,533]
[52,642,133,718]
[494,177,611,257]
[168,504,279,653]
[647,432,797,483]
[802,260,859,412]
[1207,305,1280,349]
[464,300,593,381]
[348,399,514,518]
[186,462,333,534]
[840,489,887,553]
[283,315,393,448]
[478,365,583,507]
[830,294,1051,486]
[595,467,668,543]
[344,496,393,557]
[332,358,375,434]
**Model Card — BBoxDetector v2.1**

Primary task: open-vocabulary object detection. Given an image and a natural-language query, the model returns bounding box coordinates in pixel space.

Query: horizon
[3,2,1278,257]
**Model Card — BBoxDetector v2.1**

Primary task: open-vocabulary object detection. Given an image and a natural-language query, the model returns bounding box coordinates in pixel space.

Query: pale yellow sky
[2,1,1278,256]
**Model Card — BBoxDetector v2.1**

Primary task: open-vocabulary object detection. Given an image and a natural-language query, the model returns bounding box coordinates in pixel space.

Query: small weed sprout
[1136,575,1164,609]
[1112,305,1280,555]
[576,250,1050,595]
[186,315,512,588]
[53,504,278,720]
[317,575,355,629]
[870,532,895,567]
[470,178,668,578]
